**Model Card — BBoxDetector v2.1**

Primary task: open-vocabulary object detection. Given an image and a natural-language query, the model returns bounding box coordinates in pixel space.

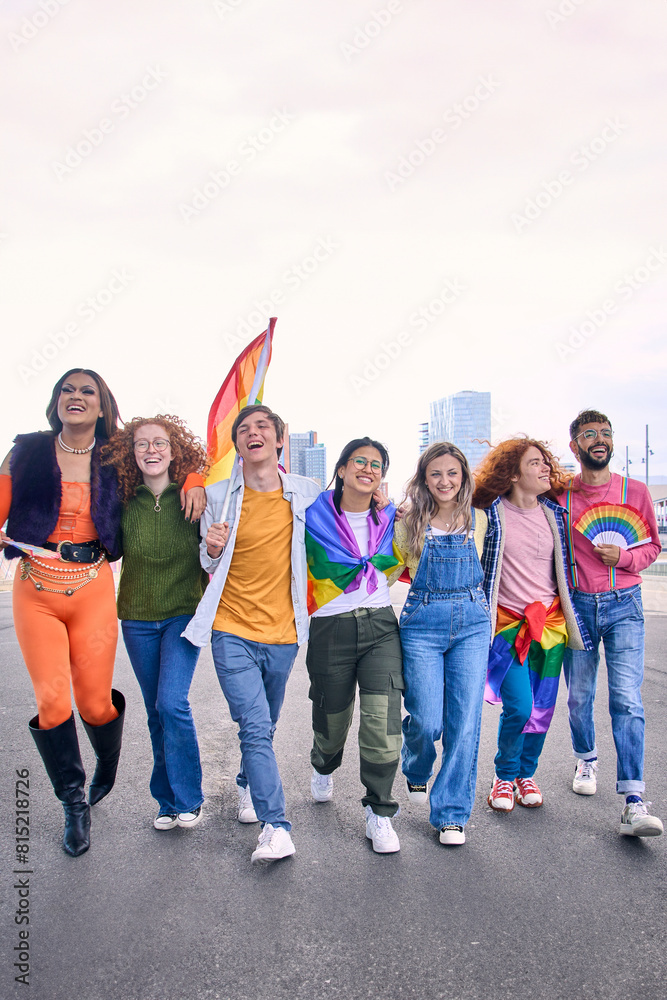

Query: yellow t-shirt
[213,486,297,644]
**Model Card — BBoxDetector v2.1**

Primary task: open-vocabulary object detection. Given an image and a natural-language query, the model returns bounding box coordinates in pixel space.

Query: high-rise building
[418,422,429,454]
[429,390,491,470]
[288,431,317,476]
[288,430,327,486]
[304,443,327,488]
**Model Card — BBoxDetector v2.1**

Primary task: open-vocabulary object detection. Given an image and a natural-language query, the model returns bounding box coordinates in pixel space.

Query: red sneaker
[488,775,515,812]
[514,777,543,808]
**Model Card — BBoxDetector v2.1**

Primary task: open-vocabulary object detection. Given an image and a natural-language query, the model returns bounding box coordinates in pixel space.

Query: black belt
[43,540,104,563]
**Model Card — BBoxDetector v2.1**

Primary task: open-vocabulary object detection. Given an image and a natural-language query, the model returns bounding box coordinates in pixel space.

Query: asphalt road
[1,586,665,1000]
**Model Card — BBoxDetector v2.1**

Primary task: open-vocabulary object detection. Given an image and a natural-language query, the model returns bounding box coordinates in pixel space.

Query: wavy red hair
[471,437,571,509]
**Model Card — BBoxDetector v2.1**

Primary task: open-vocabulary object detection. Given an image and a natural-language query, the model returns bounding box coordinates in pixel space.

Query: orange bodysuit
[2,475,118,729]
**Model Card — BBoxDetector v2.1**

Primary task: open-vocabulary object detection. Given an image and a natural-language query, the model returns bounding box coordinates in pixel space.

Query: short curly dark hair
[569,409,612,441]
[101,415,208,503]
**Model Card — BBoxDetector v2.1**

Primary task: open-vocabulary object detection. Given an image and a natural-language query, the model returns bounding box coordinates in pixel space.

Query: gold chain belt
[19,553,106,597]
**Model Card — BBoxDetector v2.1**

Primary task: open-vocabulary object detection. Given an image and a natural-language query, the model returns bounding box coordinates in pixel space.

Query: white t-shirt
[311,510,391,618]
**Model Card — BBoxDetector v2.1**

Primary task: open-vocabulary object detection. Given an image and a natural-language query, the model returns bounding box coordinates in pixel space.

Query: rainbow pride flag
[305,491,403,615]
[8,540,63,561]
[206,318,275,485]
[484,599,568,734]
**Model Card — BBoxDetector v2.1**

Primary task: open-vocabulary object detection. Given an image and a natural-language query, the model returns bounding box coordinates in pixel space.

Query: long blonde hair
[403,442,473,560]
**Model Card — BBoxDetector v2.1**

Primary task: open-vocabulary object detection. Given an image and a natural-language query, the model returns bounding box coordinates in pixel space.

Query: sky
[2,0,666,497]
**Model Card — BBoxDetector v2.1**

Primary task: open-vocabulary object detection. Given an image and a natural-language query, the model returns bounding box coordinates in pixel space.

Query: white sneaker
[439,824,465,846]
[619,801,664,838]
[237,785,258,824]
[177,805,203,829]
[365,805,400,853]
[153,812,178,831]
[251,824,296,864]
[406,780,428,804]
[311,768,334,802]
[573,758,598,795]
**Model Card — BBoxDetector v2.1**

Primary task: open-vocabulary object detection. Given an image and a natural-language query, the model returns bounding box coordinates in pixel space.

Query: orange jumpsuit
[1,476,118,729]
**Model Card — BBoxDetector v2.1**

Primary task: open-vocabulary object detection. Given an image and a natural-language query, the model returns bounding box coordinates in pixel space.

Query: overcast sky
[2,0,666,495]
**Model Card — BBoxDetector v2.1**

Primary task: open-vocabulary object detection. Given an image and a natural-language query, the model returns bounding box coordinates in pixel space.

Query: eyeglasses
[349,457,383,473]
[576,429,613,441]
[134,438,170,452]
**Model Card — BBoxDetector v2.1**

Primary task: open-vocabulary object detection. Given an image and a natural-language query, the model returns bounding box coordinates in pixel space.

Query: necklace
[579,475,613,504]
[58,432,95,455]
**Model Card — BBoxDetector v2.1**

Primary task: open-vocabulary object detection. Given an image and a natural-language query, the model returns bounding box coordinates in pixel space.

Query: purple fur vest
[5,432,123,561]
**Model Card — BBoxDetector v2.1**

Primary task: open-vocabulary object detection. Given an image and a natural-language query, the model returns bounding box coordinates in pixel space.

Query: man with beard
[559,410,662,837]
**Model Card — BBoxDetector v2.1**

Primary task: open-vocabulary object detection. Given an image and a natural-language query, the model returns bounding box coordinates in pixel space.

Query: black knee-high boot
[29,714,90,857]
[81,689,125,805]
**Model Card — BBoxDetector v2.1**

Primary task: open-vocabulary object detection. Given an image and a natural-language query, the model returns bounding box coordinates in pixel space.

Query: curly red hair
[471,437,571,509]
[101,415,209,504]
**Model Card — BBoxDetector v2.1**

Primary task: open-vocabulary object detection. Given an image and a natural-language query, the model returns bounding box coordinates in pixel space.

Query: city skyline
[1,2,665,499]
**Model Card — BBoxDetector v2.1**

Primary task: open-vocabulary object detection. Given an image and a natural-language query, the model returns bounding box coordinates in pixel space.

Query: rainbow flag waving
[484,599,568,734]
[206,318,276,486]
[305,491,403,615]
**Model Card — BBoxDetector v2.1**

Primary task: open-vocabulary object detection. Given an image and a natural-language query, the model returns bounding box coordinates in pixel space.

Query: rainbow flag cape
[206,318,276,486]
[484,599,568,734]
[306,491,403,615]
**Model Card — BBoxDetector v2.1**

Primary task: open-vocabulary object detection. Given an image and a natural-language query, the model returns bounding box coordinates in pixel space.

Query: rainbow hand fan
[573,503,652,550]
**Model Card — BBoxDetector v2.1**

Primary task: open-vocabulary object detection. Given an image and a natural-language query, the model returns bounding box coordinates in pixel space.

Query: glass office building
[289,431,327,487]
[304,443,327,488]
[429,390,491,470]
[288,431,317,475]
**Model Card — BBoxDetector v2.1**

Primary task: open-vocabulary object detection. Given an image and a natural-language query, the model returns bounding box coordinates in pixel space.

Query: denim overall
[400,516,491,829]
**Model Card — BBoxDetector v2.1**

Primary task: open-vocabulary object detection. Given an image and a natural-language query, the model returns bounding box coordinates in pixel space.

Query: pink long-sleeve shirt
[557,474,661,593]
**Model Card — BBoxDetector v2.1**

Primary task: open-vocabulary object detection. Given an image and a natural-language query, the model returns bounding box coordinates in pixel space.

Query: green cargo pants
[306,606,404,817]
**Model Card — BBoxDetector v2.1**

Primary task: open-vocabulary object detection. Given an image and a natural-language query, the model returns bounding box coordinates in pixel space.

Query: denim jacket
[182,466,321,648]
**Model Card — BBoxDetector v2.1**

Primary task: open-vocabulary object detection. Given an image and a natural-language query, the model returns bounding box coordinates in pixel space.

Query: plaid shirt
[481,495,593,651]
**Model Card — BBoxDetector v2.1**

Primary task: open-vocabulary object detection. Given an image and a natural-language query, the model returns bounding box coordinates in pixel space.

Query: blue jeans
[562,586,645,794]
[211,631,298,831]
[122,616,203,814]
[400,591,491,828]
[494,656,547,781]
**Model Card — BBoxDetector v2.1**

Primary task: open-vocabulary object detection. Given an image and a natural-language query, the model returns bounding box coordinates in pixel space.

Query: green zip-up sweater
[117,483,208,621]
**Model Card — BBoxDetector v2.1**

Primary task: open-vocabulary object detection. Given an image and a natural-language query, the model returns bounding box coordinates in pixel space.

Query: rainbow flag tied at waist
[305,491,403,615]
[484,598,568,734]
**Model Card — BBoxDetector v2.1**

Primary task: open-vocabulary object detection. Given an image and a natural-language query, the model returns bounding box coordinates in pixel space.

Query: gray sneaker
[619,801,663,838]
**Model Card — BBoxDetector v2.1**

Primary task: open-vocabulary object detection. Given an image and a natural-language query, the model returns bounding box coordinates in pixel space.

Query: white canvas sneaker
[365,805,400,853]
[237,785,258,824]
[251,824,296,864]
[311,768,334,802]
[573,758,598,796]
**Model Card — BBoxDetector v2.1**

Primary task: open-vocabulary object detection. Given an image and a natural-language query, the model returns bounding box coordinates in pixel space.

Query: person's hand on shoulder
[181,485,207,522]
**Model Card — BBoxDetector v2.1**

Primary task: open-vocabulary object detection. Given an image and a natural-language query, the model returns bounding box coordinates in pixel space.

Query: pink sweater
[557,474,661,593]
